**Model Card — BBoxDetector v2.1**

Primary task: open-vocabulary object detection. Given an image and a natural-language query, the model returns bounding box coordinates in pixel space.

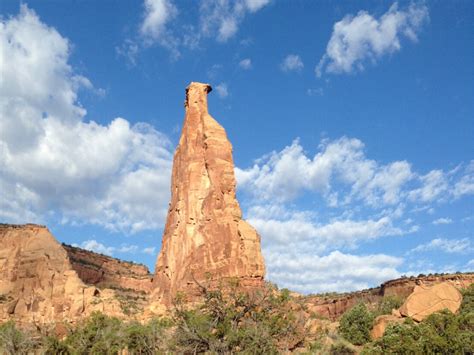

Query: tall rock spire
[151,82,265,307]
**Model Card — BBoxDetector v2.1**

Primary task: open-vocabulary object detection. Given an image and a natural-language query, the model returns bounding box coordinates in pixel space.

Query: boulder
[399,282,462,322]
[371,314,404,339]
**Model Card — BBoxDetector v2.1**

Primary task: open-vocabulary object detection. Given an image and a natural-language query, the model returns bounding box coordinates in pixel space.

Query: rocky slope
[64,244,153,293]
[304,273,474,320]
[0,224,123,326]
[151,82,265,309]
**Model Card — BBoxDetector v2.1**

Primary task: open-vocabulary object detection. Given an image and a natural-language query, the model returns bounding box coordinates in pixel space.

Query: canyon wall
[0,224,123,326]
[64,244,153,294]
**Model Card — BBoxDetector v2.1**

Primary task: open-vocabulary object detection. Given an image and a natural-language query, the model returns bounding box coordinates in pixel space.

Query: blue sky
[1,0,473,293]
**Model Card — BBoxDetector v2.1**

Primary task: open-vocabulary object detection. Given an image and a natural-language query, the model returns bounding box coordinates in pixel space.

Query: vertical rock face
[152,82,265,307]
[0,224,122,326]
[64,244,154,293]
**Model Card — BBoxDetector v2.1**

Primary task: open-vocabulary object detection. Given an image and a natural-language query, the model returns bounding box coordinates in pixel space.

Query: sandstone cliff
[304,273,474,320]
[64,244,153,294]
[151,82,265,308]
[0,224,123,326]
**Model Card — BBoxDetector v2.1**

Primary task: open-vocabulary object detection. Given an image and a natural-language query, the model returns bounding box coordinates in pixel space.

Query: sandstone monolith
[151,82,265,308]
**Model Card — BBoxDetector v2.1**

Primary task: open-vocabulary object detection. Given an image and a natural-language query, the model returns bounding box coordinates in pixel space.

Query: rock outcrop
[64,244,153,294]
[151,82,265,308]
[370,314,404,339]
[399,282,462,322]
[304,274,473,321]
[0,224,122,326]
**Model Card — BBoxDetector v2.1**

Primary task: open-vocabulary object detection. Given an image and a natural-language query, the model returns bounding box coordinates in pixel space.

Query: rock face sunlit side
[151,82,265,307]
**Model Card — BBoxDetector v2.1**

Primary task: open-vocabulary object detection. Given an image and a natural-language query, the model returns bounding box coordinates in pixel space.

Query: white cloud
[199,0,271,42]
[432,217,453,225]
[280,54,304,72]
[140,0,177,41]
[236,137,413,207]
[408,170,448,203]
[265,249,402,294]
[73,240,143,256]
[250,211,405,253]
[125,0,269,59]
[453,161,474,198]
[76,240,116,256]
[410,238,472,254]
[143,246,156,255]
[316,2,429,76]
[243,200,410,293]
[0,5,173,233]
[239,58,252,70]
[215,83,229,98]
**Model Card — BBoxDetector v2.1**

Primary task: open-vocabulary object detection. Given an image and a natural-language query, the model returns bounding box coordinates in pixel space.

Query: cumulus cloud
[409,238,472,254]
[237,138,473,210]
[316,2,429,76]
[236,138,413,207]
[265,249,402,293]
[250,210,406,253]
[238,58,252,69]
[280,54,304,72]
[215,83,229,98]
[0,5,173,233]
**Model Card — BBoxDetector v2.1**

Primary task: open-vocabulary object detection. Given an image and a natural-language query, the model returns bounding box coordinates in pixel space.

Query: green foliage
[338,303,375,345]
[329,341,356,355]
[173,282,306,353]
[43,336,71,355]
[63,312,124,354]
[0,321,39,355]
[62,312,172,354]
[376,295,404,316]
[362,305,474,354]
[123,318,173,354]
[460,283,474,314]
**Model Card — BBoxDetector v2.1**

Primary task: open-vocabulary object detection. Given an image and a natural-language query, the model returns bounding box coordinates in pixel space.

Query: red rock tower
[151,82,265,307]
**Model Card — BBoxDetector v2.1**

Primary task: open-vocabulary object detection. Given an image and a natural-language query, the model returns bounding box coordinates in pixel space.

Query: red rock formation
[399,282,462,322]
[0,224,123,326]
[64,244,153,293]
[305,273,473,321]
[151,82,265,309]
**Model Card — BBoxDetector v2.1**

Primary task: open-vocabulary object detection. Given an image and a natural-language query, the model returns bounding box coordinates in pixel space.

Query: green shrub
[362,308,474,354]
[0,321,39,355]
[338,303,375,345]
[329,341,355,355]
[63,312,124,354]
[173,282,306,353]
[376,295,403,316]
[460,283,474,314]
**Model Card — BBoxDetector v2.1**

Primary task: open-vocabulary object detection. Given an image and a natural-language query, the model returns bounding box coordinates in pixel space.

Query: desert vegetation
[1,283,472,354]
